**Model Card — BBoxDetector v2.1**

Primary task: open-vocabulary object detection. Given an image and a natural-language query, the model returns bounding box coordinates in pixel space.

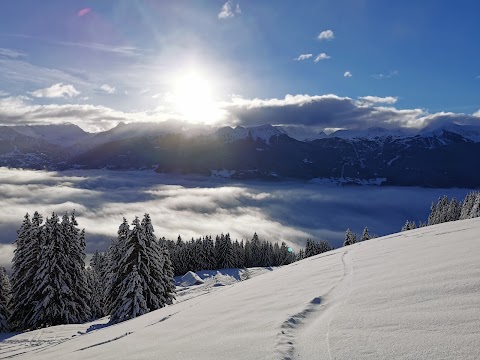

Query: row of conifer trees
[0,212,177,332]
[0,213,334,332]
[402,191,480,231]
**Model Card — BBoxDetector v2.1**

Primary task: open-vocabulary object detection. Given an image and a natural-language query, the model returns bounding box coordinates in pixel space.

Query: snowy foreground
[1,219,480,359]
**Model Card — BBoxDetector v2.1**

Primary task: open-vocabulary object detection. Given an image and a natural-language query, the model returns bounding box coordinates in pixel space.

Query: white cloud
[294,54,313,61]
[30,83,80,98]
[314,53,331,62]
[0,95,183,132]
[218,1,241,19]
[0,48,26,58]
[317,30,335,41]
[344,71,352,78]
[473,109,480,117]
[372,70,399,80]
[0,91,9,97]
[359,96,398,104]
[100,84,116,94]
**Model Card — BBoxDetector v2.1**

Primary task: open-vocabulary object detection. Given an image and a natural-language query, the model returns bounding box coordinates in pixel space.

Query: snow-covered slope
[2,218,480,359]
[419,123,480,142]
[329,126,411,140]
[277,125,327,141]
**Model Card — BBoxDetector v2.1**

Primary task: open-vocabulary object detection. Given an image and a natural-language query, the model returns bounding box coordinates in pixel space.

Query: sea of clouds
[0,167,472,270]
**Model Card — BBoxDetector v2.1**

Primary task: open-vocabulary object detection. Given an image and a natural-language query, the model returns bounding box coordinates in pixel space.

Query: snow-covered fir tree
[9,212,43,330]
[0,267,11,332]
[88,250,107,319]
[142,214,175,306]
[343,228,357,246]
[110,265,148,322]
[304,239,332,258]
[250,233,261,266]
[361,227,371,241]
[62,213,91,322]
[216,233,235,269]
[459,192,477,219]
[109,215,175,324]
[401,220,417,232]
[104,218,129,315]
[28,213,81,328]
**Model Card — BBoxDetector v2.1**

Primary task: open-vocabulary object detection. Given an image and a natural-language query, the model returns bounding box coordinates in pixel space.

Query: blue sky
[0,0,479,132]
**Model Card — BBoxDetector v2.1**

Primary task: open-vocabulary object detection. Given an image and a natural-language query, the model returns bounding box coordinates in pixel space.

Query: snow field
[1,218,479,359]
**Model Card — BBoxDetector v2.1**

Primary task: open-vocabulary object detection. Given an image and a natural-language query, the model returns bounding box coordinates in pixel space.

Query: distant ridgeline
[2,123,480,187]
[0,213,333,333]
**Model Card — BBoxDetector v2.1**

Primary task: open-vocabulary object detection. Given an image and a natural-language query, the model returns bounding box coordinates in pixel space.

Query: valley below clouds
[0,167,472,269]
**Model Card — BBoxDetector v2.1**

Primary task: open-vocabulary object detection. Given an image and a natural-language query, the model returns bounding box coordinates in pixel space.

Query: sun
[170,70,223,124]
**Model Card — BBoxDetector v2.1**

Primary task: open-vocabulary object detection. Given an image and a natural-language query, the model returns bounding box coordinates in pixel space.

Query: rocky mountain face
[1,122,480,188]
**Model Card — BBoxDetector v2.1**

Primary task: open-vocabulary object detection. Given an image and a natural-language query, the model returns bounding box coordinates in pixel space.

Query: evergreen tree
[468,194,480,219]
[110,265,148,322]
[296,249,305,261]
[0,268,11,332]
[401,220,417,232]
[202,236,216,270]
[9,212,43,330]
[305,239,316,257]
[29,213,78,328]
[361,227,371,241]
[62,213,91,322]
[460,192,477,219]
[259,241,273,267]
[304,239,332,258]
[104,218,129,315]
[216,233,235,269]
[109,215,175,324]
[89,251,107,319]
[446,198,461,222]
[244,239,253,267]
[250,233,261,267]
[343,228,357,246]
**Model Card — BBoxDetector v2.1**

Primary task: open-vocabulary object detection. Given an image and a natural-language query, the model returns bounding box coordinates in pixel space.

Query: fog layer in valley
[0,168,472,269]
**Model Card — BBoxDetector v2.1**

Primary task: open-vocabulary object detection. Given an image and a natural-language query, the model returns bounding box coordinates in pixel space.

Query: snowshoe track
[276,249,354,360]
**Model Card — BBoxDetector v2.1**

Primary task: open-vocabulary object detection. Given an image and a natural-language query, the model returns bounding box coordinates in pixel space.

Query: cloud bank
[226,94,480,130]
[0,168,472,270]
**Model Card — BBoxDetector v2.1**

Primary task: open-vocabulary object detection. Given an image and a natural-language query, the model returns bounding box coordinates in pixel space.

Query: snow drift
[1,218,480,359]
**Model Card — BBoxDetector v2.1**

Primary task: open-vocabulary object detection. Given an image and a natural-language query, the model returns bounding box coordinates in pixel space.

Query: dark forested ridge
[2,123,480,187]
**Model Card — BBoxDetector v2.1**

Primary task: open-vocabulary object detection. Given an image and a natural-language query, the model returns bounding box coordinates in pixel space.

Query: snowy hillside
[329,126,411,140]
[2,218,480,359]
[277,125,327,141]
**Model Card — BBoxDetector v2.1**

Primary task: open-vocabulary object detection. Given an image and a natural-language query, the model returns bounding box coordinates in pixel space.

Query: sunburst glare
[169,70,224,124]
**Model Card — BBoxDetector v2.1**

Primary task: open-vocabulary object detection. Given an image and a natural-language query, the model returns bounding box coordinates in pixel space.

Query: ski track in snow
[276,249,354,359]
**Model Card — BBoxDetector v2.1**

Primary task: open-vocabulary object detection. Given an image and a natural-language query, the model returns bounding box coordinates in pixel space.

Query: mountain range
[1,122,480,187]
